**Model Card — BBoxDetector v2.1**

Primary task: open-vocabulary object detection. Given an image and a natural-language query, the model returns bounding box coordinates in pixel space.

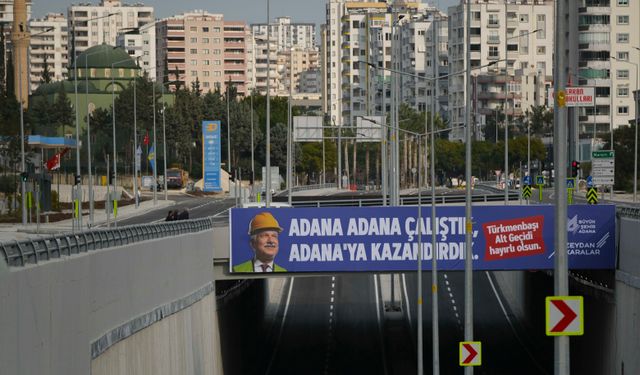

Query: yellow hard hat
[248,212,283,235]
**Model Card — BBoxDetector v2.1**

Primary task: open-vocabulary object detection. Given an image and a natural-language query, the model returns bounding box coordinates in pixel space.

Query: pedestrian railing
[0,217,219,268]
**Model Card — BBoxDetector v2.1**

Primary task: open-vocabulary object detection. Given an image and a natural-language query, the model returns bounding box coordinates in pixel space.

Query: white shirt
[253,259,273,272]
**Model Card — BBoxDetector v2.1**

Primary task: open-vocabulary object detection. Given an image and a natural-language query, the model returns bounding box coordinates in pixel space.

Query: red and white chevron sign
[459,341,481,366]
[546,296,584,336]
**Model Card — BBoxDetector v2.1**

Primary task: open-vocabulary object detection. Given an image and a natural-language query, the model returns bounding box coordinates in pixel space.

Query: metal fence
[1,218,215,268]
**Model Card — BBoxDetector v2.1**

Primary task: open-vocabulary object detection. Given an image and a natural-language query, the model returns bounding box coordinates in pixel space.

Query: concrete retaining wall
[615,216,640,375]
[0,229,218,375]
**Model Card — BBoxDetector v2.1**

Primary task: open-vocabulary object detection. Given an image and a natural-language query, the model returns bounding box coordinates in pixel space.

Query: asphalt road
[108,193,235,226]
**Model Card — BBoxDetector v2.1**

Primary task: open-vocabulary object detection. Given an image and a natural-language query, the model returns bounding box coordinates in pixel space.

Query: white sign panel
[548,87,595,107]
[294,116,324,142]
[356,116,383,143]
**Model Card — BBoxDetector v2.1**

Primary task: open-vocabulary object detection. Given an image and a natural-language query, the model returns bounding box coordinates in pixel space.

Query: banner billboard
[202,120,222,192]
[548,87,595,107]
[229,205,616,273]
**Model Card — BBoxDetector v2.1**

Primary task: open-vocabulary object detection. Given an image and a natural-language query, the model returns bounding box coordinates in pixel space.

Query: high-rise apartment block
[249,17,319,96]
[251,16,316,51]
[29,13,69,90]
[447,0,554,140]
[67,0,154,53]
[325,1,448,127]
[156,11,248,95]
[116,22,155,74]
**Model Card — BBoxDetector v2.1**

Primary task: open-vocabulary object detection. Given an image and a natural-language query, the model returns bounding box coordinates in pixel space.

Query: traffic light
[20,172,28,182]
[571,160,580,177]
[75,174,81,185]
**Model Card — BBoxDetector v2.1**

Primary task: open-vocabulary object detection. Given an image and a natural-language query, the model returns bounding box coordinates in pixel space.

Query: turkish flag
[143,132,150,146]
[46,147,70,171]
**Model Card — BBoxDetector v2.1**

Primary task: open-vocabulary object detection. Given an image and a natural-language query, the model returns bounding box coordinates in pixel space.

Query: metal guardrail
[1,217,216,268]
[290,183,337,192]
[616,205,640,219]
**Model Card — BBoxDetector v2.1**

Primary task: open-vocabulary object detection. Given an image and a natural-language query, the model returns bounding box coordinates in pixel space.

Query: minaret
[11,0,30,108]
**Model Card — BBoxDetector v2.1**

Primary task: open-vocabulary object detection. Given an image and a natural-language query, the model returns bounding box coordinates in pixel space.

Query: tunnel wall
[0,229,220,375]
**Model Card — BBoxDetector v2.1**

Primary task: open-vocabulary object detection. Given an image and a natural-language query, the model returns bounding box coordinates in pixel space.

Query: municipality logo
[597,232,610,249]
[567,215,579,235]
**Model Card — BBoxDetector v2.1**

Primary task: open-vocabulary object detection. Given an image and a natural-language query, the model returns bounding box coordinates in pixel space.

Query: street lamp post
[132,57,140,208]
[110,57,135,227]
[265,0,272,207]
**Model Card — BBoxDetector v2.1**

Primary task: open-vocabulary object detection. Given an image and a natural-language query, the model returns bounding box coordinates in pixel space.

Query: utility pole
[553,0,570,374]
[463,0,474,372]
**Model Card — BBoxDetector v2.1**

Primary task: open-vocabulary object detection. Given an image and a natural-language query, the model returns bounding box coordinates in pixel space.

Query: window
[213,49,221,54]
[618,15,629,24]
[617,69,629,79]
[617,33,629,43]
[616,51,629,61]
[537,15,546,39]
[213,71,221,76]
[213,38,221,43]
[519,14,529,23]
[190,26,197,32]
[203,60,210,65]
[202,38,210,43]
[214,60,221,65]
[352,20,359,28]
[472,12,481,21]
[488,14,500,27]
[190,37,197,43]
[203,71,210,77]
[537,46,546,55]
[618,106,629,115]
[617,86,629,97]
[618,0,628,5]
[191,70,197,76]
[203,49,210,54]
[488,46,499,59]
[213,27,221,33]
[203,81,210,88]
[203,27,209,32]
[190,48,197,54]
[488,30,500,44]
[190,59,197,66]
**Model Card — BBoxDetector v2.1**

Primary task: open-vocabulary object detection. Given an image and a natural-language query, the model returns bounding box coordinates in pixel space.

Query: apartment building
[67,0,153,54]
[0,0,31,28]
[29,13,69,90]
[115,21,155,74]
[223,21,249,96]
[251,16,316,51]
[605,0,640,131]
[156,11,225,92]
[326,1,447,127]
[250,17,319,96]
[447,0,554,141]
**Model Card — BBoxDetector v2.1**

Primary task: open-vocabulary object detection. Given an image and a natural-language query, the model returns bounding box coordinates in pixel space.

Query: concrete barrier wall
[0,229,217,375]
[615,216,640,375]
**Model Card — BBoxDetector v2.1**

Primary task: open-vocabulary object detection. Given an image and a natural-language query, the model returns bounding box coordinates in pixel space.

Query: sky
[34,0,458,26]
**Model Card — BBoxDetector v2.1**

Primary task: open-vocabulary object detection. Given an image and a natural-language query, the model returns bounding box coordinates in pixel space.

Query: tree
[529,105,553,136]
[603,126,637,191]
[52,84,73,136]
[40,53,52,85]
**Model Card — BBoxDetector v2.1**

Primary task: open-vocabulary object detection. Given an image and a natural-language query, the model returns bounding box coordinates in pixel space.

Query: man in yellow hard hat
[233,212,287,272]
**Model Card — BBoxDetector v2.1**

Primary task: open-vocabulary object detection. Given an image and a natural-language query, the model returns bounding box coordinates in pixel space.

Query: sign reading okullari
[229,205,615,273]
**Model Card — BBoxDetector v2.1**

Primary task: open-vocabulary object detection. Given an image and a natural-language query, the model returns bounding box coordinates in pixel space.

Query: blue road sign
[567,178,575,189]
[524,176,532,185]
[536,176,545,185]
[587,175,594,188]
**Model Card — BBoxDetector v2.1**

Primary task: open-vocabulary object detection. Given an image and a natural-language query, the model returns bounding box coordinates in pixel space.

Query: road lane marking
[265,277,295,375]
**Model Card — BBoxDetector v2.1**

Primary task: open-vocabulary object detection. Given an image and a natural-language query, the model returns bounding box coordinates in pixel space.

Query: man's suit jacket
[232,259,287,273]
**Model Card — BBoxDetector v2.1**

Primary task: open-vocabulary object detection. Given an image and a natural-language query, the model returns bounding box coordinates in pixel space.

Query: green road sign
[592,150,614,158]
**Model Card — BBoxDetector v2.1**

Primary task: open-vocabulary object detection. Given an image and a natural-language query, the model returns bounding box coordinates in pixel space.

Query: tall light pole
[110,57,134,227]
[287,48,293,206]
[265,0,272,207]
[463,0,473,373]
[152,80,157,205]
[227,81,232,179]
[553,0,570,372]
[83,49,104,227]
[133,56,140,208]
